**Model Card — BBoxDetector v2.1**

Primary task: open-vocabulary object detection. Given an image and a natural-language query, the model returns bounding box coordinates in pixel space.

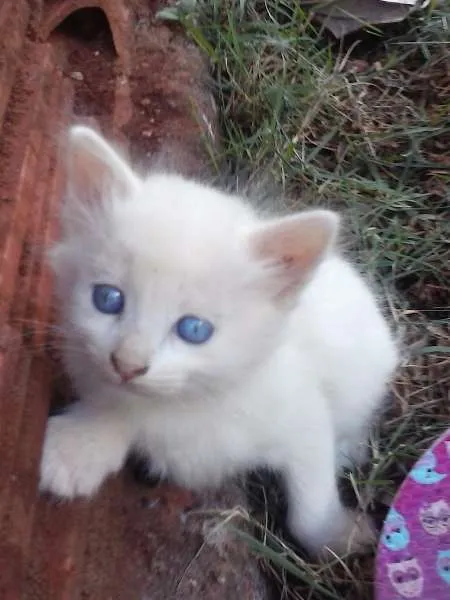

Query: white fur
[40,126,399,557]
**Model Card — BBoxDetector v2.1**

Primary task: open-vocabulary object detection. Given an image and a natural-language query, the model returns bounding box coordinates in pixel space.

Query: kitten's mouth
[112,374,143,389]
[112,374,150,394]
[102,362,147,388]
[103,365,182,398]
[119,378,143,389]
[101,367,136,388]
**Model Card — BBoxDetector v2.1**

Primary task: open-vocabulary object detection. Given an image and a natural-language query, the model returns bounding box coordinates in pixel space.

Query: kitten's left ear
[67,126,140,201]
[248,210,339,297]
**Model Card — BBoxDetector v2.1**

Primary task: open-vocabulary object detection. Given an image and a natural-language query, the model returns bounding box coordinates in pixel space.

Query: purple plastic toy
[375,428,450,599]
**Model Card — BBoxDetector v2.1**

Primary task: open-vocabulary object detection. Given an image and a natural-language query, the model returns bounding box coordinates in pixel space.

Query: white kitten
[40,126,399,558]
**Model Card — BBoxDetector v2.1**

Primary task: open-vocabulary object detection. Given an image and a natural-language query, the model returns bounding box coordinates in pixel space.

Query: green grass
[161,2,450,598]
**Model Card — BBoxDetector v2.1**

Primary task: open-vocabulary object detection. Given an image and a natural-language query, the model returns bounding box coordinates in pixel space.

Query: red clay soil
[0,2,267,599]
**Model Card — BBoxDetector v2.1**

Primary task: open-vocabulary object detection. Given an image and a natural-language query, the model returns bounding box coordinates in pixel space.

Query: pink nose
[110,353,149,383]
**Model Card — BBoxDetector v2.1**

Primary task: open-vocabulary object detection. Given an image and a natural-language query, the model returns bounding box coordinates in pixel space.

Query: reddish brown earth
[0,2,267,598]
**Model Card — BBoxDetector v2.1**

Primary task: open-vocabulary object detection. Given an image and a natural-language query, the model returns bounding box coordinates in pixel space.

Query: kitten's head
[51,126,339,402]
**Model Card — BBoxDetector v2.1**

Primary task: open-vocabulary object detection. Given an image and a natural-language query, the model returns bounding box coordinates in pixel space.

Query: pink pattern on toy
[375,428,450,599]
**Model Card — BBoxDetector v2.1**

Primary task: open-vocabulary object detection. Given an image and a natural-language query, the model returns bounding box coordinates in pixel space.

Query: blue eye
[92,284,125,315]
[176,315,214,344]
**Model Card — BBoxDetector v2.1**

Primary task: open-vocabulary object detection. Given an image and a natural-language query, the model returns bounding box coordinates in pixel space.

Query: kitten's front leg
[40,403,134,499]
[283,428,376,559]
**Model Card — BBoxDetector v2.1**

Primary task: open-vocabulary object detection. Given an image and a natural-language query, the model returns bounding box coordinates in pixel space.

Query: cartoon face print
[387,557,424,598]
[437,550,450,585]
[410,450,446,485]
[382,508,410,550]
[419,499,450,536]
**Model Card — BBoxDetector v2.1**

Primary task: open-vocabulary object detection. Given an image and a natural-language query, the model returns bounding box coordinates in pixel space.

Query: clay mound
[0,2,266,598]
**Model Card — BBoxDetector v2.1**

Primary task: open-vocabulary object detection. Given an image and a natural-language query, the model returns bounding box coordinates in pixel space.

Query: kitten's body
[40,127,398,557]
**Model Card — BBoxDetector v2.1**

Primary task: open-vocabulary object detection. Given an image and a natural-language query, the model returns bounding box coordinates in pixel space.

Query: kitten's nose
[110,352,149,383]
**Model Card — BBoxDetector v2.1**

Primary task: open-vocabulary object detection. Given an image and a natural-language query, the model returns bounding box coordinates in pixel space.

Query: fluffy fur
[40,126,399,558]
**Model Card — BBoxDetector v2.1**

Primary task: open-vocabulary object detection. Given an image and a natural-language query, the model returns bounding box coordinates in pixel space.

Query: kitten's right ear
[66,126,140,202]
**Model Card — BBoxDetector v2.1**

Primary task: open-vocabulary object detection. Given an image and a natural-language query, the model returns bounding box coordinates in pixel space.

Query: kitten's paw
[39,416,117,499]
[289,507,377,560]
[320,509,377,559]
[338,440,370,470]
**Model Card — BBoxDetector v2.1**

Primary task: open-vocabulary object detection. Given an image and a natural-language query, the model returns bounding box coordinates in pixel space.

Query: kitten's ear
[66,126,140,201]
[248,210,339,297]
